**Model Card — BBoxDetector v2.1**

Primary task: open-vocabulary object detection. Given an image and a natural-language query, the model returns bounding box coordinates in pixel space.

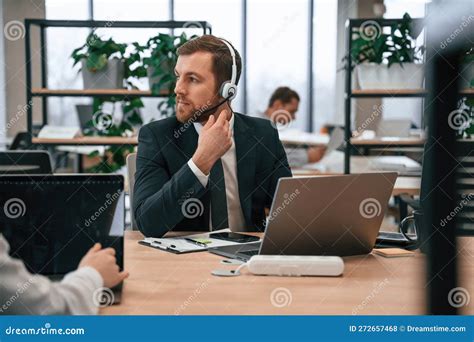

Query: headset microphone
[194,92,234,118]
[186,37,238,120]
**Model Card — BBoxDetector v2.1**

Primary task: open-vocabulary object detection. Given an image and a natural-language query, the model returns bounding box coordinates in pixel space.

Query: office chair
[126,152,138,230]
[0,150,53,175]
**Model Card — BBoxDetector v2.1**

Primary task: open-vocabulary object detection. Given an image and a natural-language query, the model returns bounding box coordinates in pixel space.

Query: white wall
[2,0,45,139]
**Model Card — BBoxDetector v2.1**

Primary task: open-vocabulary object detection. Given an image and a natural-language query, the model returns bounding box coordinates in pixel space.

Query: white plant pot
[147,59,174,92]
[355,63,424,90]
[81,58,124,89]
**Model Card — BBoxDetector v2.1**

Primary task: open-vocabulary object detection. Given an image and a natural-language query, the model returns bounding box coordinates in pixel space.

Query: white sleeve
[0,234,103,315]
[187,158,209,187]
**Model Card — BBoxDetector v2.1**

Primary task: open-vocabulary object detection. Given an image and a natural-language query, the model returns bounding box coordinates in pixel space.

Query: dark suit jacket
[133,112,292,237]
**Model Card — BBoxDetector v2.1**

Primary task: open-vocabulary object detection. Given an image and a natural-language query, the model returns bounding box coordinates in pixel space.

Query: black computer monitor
[0,174,124,276]
[0,151,52,175]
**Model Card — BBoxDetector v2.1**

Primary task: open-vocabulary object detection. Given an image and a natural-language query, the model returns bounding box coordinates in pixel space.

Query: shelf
[31,88,171,97]
[350,137,425,146]
[32,136,138,146]
[350,88,473,98]
[350,89,427,97]
[460,88,474,96]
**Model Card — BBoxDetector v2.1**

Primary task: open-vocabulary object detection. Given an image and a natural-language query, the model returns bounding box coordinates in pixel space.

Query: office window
[247,0,309,130]
[43,0,338,132]
[45,0,91,126]
[93,0,170,21]
[174,0,243,112]
[93,0,171,123]
[313,0,338,131]
[381,0,430,127]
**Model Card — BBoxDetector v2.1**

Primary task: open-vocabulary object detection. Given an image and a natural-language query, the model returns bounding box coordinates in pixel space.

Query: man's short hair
[268,87,300,107]
[177,35,242,93]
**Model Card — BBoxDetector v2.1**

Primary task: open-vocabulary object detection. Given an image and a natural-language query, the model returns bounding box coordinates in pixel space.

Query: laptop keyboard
[239,249,259,257]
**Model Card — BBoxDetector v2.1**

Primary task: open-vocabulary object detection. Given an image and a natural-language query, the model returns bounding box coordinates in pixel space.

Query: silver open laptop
[209,172,397,261]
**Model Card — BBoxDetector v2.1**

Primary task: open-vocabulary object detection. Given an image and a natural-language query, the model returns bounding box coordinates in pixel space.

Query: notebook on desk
[139,229,261,254]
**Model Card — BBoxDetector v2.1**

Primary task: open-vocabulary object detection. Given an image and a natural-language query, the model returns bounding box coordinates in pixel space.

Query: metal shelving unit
[343,17,426,174]
[342,17,474,174]
[24,19,212,146]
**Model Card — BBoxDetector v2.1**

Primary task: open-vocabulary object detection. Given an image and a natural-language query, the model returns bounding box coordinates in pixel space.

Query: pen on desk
[184,238,208,248]
[150,241,176,249]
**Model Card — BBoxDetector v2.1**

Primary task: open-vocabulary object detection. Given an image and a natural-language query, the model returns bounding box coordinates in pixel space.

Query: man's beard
[176,99,223,124]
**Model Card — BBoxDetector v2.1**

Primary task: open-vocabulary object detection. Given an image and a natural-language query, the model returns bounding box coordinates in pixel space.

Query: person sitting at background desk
[258,87,326,168]
[133,35,292,238]
[0,235,128,315]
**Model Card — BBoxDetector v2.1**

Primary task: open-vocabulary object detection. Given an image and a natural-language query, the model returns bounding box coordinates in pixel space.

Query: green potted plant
[348,13,425,90]
[460,47,474,138]
[129,32,193,117]
[84,96,143,173]
[71,31,127,89]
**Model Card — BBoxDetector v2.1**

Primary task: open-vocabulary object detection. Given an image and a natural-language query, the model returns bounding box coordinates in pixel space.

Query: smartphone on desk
[210,232,260,243]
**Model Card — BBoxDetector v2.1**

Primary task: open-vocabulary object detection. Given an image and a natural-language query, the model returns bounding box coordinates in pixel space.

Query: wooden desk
[279,130,329,147]
[32,136,138,146]
[101,232,473,315]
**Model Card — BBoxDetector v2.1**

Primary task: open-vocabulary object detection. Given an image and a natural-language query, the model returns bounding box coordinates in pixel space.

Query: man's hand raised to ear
[192,109,232,175]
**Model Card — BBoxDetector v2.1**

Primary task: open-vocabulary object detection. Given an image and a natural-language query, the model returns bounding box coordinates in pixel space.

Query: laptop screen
[0,174,124,275]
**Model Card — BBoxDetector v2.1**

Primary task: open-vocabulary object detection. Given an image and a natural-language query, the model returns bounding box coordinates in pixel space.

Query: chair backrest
[9,132,34,150]
[0,151,52,175]
[126,153,137,230]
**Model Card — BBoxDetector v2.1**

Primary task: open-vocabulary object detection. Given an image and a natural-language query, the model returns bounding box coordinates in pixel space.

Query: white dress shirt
[187,113,246,231]
[0,234,103,315]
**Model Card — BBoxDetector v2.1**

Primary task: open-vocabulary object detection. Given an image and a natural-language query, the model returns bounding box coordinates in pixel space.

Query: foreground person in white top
[0,234,129,315]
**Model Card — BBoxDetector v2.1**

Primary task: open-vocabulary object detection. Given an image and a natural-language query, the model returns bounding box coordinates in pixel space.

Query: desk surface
[30,135,427,147]
[32,136,138,145]
[351,137,425,146]
[101,232,473,315]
